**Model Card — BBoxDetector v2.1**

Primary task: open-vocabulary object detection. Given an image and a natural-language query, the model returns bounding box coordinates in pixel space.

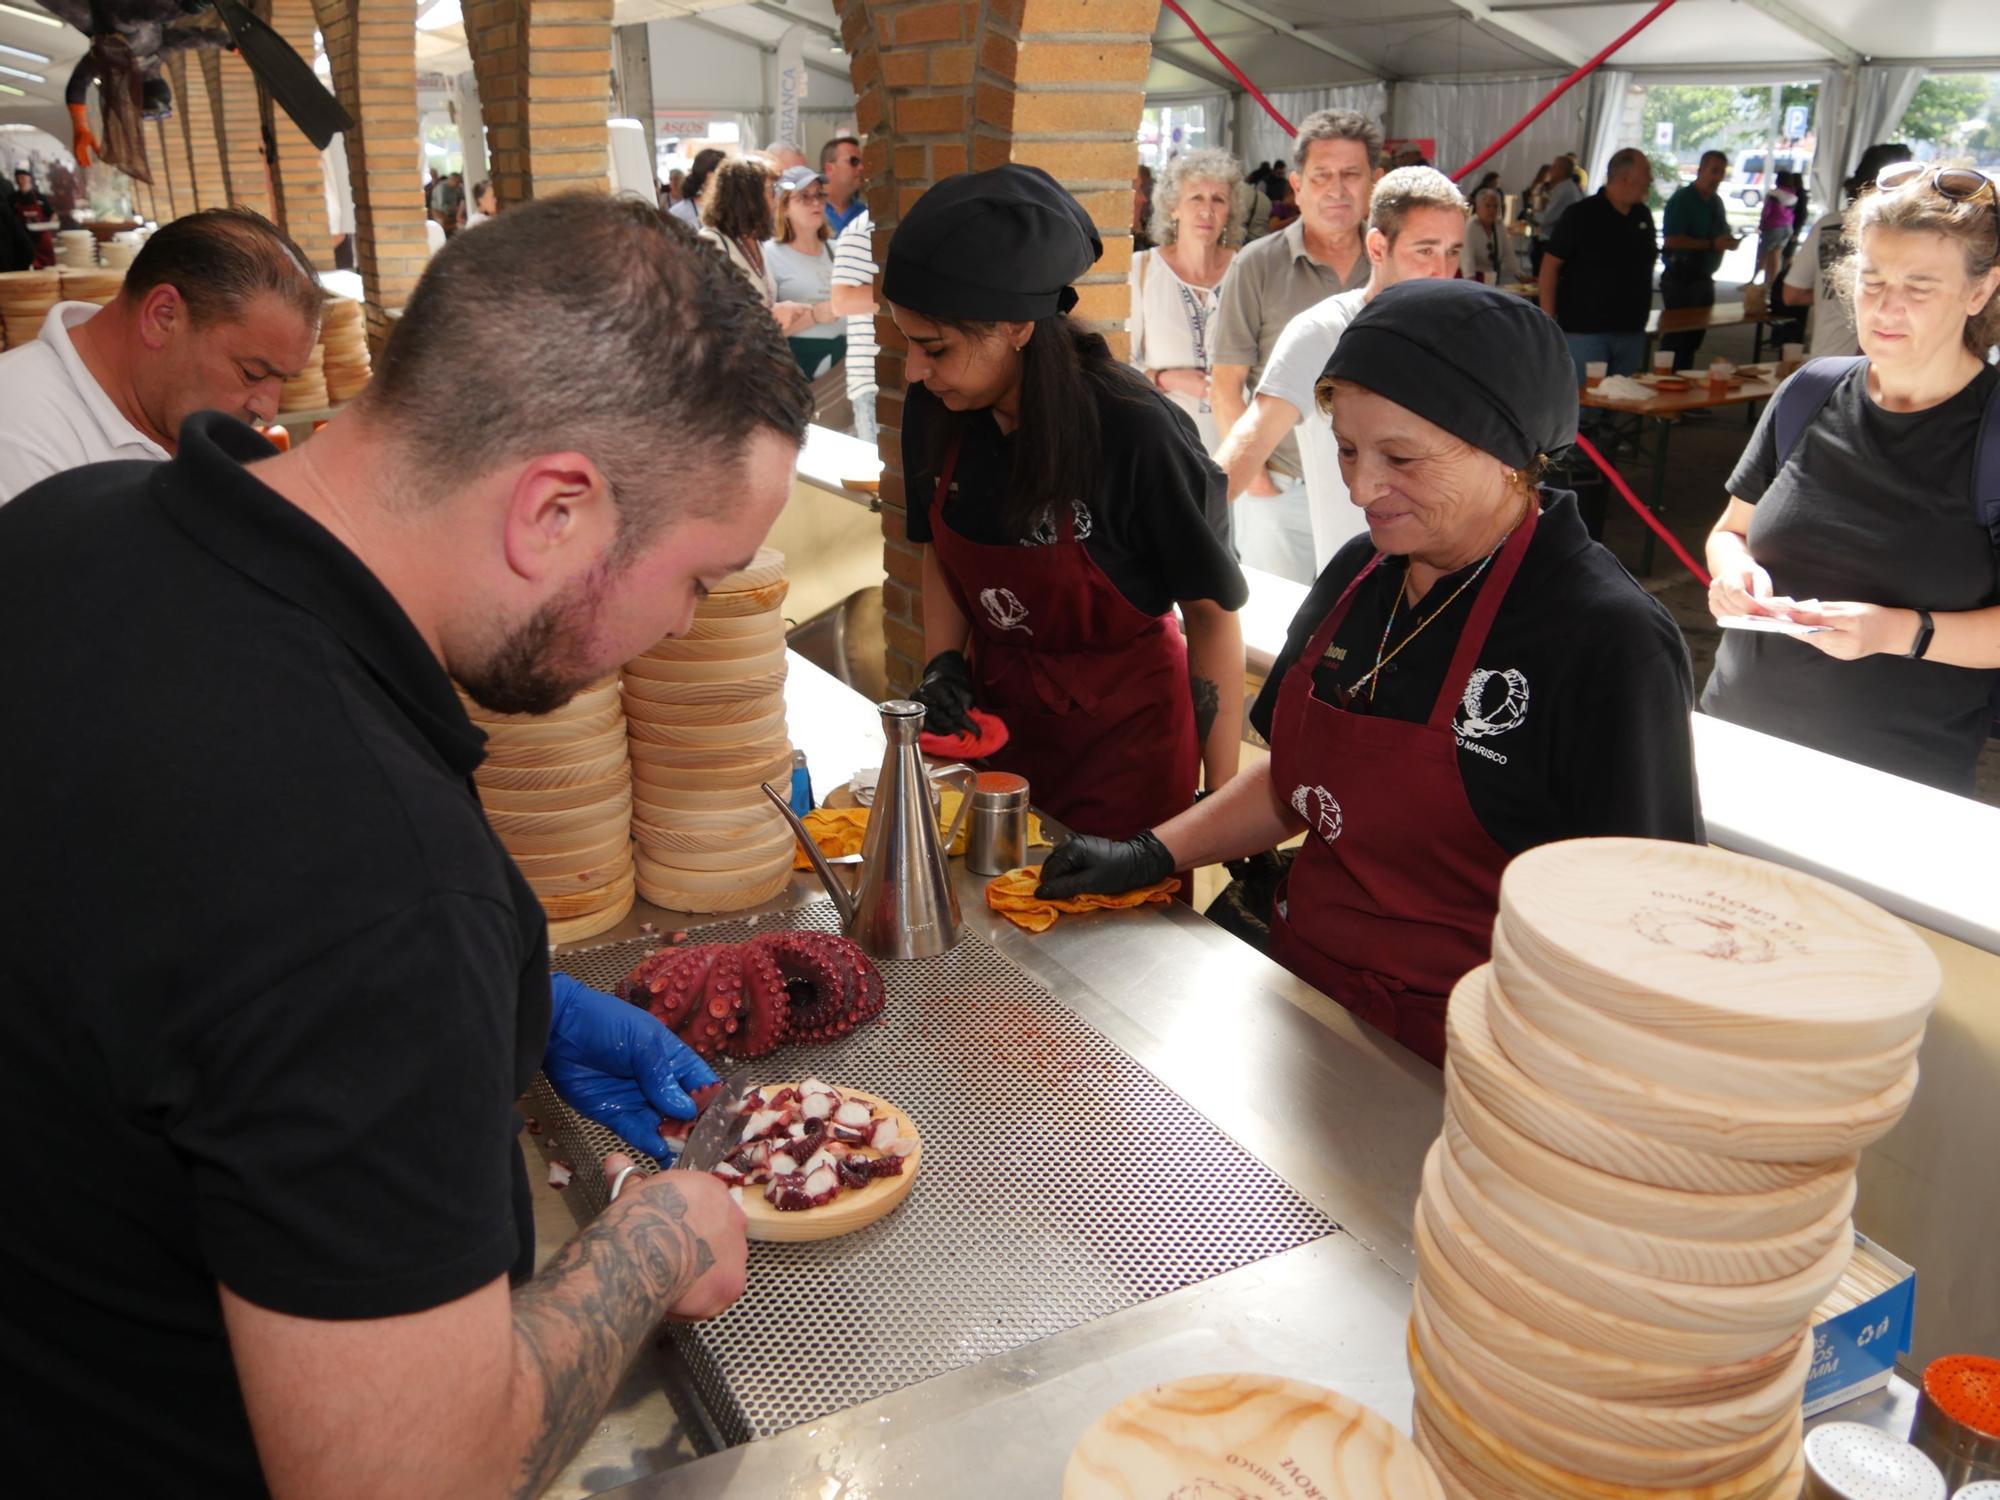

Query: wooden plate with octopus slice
[725,1085,921,1243]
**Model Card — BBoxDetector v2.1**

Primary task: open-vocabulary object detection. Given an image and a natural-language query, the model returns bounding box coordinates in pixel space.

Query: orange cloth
[792,798,1049,870]
[983,865,1180,933]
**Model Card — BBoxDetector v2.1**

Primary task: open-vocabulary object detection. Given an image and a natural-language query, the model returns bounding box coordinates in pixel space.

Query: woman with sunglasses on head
[887,166,1250,843]
[764,166,846,380]
[1702,163,2000,795]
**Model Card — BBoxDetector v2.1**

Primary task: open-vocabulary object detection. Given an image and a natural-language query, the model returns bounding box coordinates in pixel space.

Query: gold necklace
[1336,497,1531,709]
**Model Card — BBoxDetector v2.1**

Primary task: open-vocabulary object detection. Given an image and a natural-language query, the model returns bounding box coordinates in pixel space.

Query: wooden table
[1647,300,1782,363]
[1579,373,1781,572]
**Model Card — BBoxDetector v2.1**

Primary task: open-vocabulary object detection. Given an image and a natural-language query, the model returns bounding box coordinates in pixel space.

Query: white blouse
[1127,248,1226,452]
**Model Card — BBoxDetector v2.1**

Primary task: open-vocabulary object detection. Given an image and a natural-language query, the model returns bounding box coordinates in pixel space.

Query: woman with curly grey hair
[1129,148,1243,452]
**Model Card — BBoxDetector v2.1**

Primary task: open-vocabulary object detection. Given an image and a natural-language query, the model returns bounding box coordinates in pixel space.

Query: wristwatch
[1906,609,1935,660]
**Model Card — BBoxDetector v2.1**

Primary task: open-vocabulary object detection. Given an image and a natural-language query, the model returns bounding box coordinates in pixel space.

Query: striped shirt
[831,210,878,402]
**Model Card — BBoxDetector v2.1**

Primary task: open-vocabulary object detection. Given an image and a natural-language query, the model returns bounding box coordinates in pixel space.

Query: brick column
[264,0,339,269]
[838,0,1156,690]
[170,53,230,211]
[462,0,614,207]
[215,47,274,218]
[153,111,194,221]
[313,0,430,352]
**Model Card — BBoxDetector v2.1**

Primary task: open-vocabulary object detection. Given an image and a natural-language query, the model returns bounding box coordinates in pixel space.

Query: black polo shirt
[0,414,550,1496]
[1250,494,1703,853]
[1547,188,1659,335]
[903,376,1249,617]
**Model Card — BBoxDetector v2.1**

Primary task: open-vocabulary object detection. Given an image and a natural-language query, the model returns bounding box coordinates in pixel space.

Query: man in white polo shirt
[0,208,321,504]
[1214,167,1470,574]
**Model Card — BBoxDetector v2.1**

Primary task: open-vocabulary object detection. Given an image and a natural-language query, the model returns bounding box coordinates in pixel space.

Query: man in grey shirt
[1532,154,1582,268]
[1210,109,1382,584]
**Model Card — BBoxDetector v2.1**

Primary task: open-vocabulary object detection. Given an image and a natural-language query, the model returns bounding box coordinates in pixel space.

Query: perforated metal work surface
[540,902,1338,1446]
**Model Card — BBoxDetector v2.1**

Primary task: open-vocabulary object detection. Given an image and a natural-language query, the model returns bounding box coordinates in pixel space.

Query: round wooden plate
[634,850,794,913]
[625,709,788,748]
[628,632,787,663]
[479,726,630,769]
[545,880,636,945]
[459,680,620,724]
[1415,1283,1812,1455]
[1435,1136,1854,1337]
[1446,970,1836,1195]
[1417,1142,1805,1367]
[1413,1204,1808,1405]
[1063,1372,1443,1500]
[537,858,636,918]
[619,648,791,685]
[617,690,786,727]
[1442,1109,1856,1287]
[617,668,787,705]
[464,704,625,744]
[1498,839,1938,1061]
[728,1086,920,1242]
[1411,1296,1798,1485]
[626,772,775,808]
[484,792,633,837]
[1409,1328,1806,1500]
[694,579,789,617]
[509,833,631,880]
[623,749,793,790]
[684,609,788,640]
[490,808,631,856]
[1485,972,1919,1163]
[477,749,632,791]
[710,546,786,593]
[1443,1060,1855,1243]
[1491,925,1925,1107]
[475,776,631,814]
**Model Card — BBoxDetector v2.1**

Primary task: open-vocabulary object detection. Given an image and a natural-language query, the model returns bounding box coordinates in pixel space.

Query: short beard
[453,564,614,717]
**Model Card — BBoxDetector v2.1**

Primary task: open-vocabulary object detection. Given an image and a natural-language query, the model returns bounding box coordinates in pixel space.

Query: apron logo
[979,587,1033,635]
[1021,498,1094,547]
[1290,784,1343,843]
[1456,667,1530,740]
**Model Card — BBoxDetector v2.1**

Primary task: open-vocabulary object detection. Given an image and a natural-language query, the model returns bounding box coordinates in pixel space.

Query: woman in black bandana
[1040,278,1703,1065]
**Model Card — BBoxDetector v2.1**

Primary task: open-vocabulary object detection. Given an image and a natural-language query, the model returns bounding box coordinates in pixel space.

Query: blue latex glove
[543,973,720,1158]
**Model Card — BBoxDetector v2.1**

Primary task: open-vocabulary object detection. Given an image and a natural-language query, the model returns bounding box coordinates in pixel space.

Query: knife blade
[669,1067,761,1172]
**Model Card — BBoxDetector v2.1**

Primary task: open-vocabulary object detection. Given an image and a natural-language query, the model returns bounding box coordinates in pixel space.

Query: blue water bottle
[788,749,815,815]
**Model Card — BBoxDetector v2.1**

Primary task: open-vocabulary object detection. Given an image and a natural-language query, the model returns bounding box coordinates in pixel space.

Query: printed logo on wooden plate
[1063,1372,1444,1500]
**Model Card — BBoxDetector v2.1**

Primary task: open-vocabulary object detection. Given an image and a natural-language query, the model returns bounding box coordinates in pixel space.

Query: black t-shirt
[1547,189,1658,335]
[903,375,1249,617]
[0,415,551,1496]
[1700,361,2000,792]
[1250,494,1703,854]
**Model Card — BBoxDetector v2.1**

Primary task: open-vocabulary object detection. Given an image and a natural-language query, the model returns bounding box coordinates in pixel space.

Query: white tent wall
[1387,74,1584,190]
[1834,64,1925,199]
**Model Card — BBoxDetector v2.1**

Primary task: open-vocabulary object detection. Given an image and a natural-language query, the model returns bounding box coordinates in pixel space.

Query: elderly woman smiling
[1128,148,1243,452]
[1039,279,1702,1066]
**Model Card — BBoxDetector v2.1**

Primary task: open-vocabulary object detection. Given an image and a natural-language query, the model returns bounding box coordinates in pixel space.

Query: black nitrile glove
[912,649,976,736]
[1035,830,1176,900]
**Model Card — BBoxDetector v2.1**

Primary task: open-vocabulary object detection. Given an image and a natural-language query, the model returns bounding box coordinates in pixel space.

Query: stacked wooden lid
[623,547,795,913]
[54,229,96,269]
[463,677,636,944]
[0,269,60,350]
[318,297,371,402]
[1411,837,1938,1500]
[58,267,124,306]
[279,343,330,413]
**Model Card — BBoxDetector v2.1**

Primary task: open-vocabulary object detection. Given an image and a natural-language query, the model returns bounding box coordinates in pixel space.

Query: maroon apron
[1265,507,1537,1066]
[928,438,1200,840]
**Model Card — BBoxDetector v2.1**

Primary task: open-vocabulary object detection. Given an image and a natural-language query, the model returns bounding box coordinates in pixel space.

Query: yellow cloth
[791,793,1049,869]
[983,864,1181,934]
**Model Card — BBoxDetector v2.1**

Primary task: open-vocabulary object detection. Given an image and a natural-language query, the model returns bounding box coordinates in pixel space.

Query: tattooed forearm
[1189,674,1221,744]
[508,1186,714,1498]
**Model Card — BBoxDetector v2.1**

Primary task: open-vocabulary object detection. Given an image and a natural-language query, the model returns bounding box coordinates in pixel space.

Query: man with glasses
[822,135,866,235]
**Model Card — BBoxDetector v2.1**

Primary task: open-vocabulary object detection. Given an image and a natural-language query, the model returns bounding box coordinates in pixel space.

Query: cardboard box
[1804,1232,1916,1418]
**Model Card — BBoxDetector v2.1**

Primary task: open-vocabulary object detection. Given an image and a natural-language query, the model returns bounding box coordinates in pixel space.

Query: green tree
[1642,86,1742,156]
[1897,76,1988,145]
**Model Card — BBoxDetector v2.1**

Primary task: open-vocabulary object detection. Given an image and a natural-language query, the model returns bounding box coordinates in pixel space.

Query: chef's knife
[669,1067,760,1172]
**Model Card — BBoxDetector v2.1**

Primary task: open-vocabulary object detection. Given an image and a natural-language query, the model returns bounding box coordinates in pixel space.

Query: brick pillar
[462,0,614,208]
[313,0,430,352]
[838,0,1156,690]
[154,111,194,221]
[215,48,274,218]
[177,52,232,211]
[264,0,339,269]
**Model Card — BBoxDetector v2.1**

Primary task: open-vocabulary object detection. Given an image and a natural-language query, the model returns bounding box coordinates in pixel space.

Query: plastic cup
[1653,350,1674,373]
[1584,361,1608,388]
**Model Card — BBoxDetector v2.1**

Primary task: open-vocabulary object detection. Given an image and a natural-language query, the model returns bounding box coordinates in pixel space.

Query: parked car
[1723,149,1812,206]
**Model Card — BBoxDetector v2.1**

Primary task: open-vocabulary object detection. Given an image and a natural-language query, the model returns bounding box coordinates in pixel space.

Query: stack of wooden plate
[0,269,61,350]
[58,267,124,306]
[55,228,97,269]
[1411,837,1938,1500]
[463,677,636,944]
[318,297,371,402]
[279,343,330,413]
[623,547,795,913]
